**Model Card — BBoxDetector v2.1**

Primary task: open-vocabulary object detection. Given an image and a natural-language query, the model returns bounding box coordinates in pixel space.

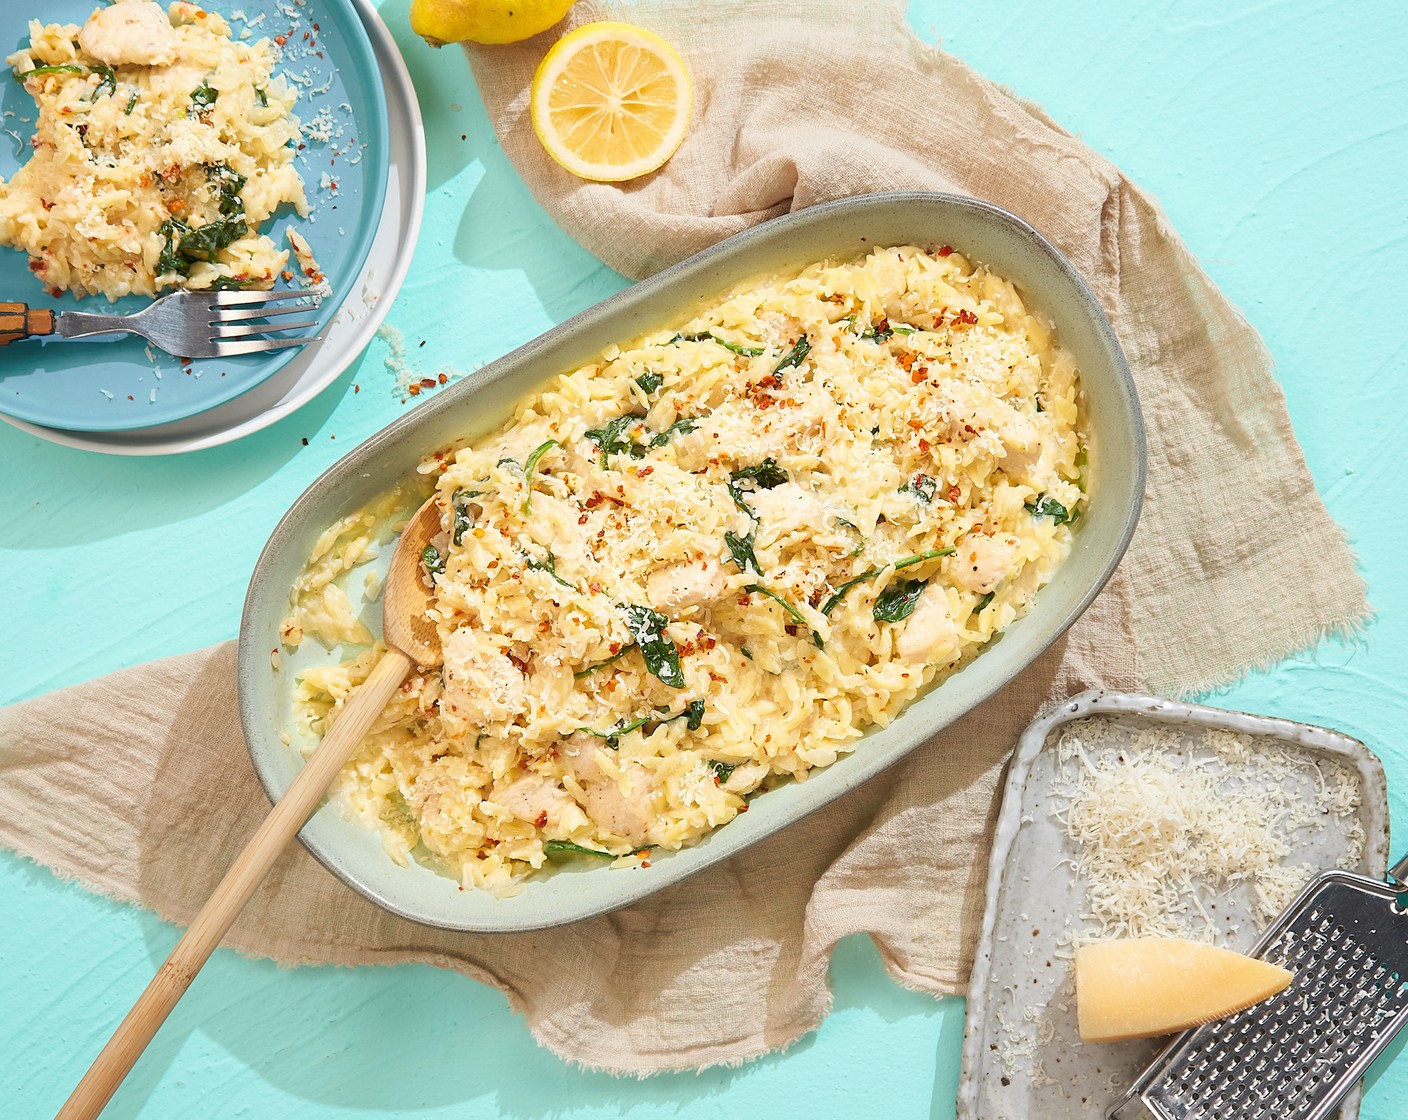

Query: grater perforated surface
[1129,874,1408,1120]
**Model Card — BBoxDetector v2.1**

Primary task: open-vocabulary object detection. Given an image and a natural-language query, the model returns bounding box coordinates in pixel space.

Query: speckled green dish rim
[237,192,1148,933]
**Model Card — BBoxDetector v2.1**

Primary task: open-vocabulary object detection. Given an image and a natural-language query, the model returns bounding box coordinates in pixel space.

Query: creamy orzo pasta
[287,244,1087,891]
[0,0,307,300]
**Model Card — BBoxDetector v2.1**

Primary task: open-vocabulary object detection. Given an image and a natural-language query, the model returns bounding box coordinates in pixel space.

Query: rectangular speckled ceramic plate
[237,192,1146,932]
[957,691,1389,1120]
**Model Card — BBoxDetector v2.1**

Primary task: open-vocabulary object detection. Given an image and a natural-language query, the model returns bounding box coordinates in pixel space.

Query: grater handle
[1388,850,1408,891]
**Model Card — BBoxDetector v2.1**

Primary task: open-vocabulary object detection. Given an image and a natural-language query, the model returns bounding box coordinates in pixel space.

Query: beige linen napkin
[0,0,1369,1076]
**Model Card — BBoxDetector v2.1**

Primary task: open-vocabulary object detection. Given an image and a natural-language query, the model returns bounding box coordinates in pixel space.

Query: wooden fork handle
[0,302,55,346]
[55,648,413,1120]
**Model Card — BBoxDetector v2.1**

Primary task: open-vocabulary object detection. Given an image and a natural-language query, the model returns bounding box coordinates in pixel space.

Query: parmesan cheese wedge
[1075,937,1293,1043]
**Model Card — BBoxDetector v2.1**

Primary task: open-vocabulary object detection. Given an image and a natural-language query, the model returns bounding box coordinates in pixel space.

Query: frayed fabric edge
[528,987,837,1079]
[1152,608,1375,703]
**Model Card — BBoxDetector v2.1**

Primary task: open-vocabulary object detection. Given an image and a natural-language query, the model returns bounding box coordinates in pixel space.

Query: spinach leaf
[900,474,938,504]
[574,647,631,679]
[724,528,760,574]
[621,604,684,688]
[861,321,893,343]
[873,578,927,623]
[450,488,480,546]
[521,438,559,512]
[156,219,192,277]
[526,551,577,591]
[544,840,616,859]
[125,90,138,114]
[1025,494,1072,525]
[177,217,247,262]
[578,712,653,747]
[670,331,764,357]
[14,64,87,81]
[727,458,788,514]
[635,371,664,395]
[771,334,811,375]
[709,760,739,783]
[578,699,704,747]
[206,163,247,217]
[745,584,823,649]
[585,414,645,466]
[647,417,698,447]
[189,80,218,115]
[254,86,269,107]
[974,591,995,614]
[421,544,445,576]
[819,548,954,615]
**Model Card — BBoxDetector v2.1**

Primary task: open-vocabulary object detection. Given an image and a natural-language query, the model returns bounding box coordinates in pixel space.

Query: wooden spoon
[58,498,444,1120]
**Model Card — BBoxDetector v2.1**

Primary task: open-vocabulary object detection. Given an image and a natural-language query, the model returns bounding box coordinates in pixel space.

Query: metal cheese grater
[1109,854,1408,1120]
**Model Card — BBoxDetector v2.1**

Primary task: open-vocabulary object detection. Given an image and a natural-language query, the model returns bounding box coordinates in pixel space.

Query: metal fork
[0,289,324,359]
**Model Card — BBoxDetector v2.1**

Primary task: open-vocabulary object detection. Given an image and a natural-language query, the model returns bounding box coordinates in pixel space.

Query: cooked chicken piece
[895,586,961,663]
[560,735,605,784]
[440,627,527,734]
[646,557,725,613]
[524,493,588,573]
[949,533,1018,595]
[997,410,1045,482]
[79,0,179,67]
[581,765,655,846]
[750,482,829,550]
[492,774,587,831]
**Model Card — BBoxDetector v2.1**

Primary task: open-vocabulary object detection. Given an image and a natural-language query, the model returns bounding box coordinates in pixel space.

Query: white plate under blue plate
[0,0,390,432]
[0,0,424,455]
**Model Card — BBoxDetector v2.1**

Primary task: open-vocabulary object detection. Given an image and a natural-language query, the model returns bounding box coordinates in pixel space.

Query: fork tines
[210,289,324,307]
[203,288,325,356]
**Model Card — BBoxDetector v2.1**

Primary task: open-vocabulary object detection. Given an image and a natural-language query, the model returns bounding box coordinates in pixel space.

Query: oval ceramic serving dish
[238,192,1147,932]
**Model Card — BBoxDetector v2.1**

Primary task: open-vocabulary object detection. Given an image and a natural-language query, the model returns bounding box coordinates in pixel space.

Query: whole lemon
[410,0,574,46]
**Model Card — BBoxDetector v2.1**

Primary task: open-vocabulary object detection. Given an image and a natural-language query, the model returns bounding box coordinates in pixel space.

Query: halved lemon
[530,22,693,183]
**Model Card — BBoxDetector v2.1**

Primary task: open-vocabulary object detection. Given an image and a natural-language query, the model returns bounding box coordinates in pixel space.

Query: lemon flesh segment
[531,22,693,183]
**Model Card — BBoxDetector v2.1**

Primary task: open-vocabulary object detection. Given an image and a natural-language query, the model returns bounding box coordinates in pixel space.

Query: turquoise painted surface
[1,0,1404,1115]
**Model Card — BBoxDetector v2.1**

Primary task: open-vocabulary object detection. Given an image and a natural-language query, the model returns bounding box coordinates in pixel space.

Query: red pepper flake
[918,438,930,453]
[896,352,916,372]
[437,372,448,384]
[911,367,928,385]
[407,383,421,396]
[577,513,589,525]
[637,465,654,477]
[419,377,437,389]
[353,383,360,394]
[908,419,923,430]
[181,356,192,367]
[954,309,978,326]
[938,245,954,257]
[534,811,548,828]
[274,34,287,45]
[947,484,961,503]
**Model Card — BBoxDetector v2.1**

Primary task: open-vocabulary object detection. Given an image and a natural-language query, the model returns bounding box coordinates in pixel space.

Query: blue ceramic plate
[0,0,389,432]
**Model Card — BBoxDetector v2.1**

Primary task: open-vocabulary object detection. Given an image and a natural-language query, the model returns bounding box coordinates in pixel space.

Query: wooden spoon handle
[0,302,55,346]
[55,648,413,1120]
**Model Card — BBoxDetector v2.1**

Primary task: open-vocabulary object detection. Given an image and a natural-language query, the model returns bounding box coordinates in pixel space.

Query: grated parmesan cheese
[1056,719,1364,943]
